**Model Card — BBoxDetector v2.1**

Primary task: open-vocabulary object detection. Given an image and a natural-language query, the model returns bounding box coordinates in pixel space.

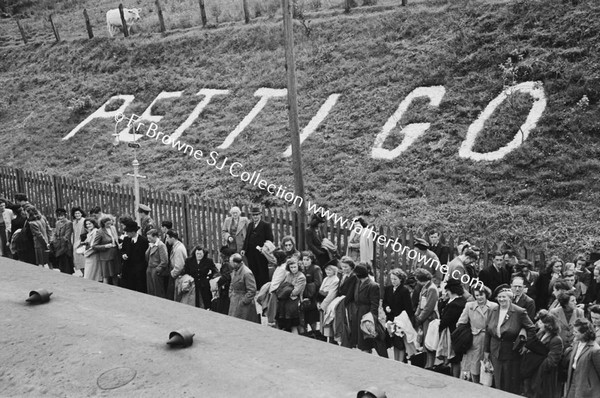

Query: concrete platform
[0,258,516,397]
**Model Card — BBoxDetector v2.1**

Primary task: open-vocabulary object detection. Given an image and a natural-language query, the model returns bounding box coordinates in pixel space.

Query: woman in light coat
[456,285,497,383]
[71,207,86,275]
[92,216,120,284]
[549,291,585,352]
[221,206,249,254]
[82,218,101,281]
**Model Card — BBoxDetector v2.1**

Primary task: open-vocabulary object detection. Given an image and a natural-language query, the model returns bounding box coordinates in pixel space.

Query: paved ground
[0,258,516,397]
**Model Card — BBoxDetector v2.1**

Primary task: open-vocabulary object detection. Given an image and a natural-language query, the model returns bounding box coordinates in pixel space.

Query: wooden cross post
[242,0,250,24]
[155,0,166,33]
[118,4,129,37]
[198,0,207,27]
[83,9,94,39]
[49,14,60,42]
[16,19,27,44]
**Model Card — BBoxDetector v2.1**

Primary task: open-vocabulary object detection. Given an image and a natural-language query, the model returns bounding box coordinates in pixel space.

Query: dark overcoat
[242,220,273,289]
[184,255,218,309]
[228,264,258,322]
[121,234,149,293]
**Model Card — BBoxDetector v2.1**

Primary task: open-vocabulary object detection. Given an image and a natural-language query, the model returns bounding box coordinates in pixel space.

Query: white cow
[106,8,141,37]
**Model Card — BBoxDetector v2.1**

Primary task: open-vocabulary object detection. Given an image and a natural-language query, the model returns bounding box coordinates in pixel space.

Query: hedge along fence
[0,165,548,285]
[2,0,411,46]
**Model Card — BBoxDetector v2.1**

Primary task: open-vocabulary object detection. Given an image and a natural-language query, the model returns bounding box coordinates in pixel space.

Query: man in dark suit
[511,275,536,320]
[241,206,273,290]
[428,230,449,265]
[120,221,149,293]
[478,251,511,297]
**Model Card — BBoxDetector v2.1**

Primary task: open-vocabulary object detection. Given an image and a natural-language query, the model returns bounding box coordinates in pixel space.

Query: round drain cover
[97,367,137,390]
[405,375,446,389]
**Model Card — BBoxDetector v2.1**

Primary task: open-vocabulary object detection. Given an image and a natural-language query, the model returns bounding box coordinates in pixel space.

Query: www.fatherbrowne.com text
[118,112,484,290]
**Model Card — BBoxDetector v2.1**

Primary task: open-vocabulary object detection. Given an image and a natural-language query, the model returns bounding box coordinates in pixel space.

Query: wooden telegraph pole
[281,0,306,250]
[49,14,60,42]
[242,0,250,24]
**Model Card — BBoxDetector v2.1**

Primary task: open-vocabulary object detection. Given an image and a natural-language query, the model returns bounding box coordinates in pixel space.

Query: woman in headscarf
[183,245,218,309]
[383,268,414,362]
[221,206,249,253]
[484,284,536,395]
[281,235,300,261]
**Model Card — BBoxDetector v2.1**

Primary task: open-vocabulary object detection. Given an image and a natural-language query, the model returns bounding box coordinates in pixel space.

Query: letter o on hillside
[240,172,251,182]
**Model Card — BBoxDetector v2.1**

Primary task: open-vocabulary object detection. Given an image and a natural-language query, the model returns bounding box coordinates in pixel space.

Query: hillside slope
[0,0,599,257]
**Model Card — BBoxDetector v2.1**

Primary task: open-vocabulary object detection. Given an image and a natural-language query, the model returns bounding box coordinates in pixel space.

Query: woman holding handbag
[484,284,536,395]
[276,258,306,334]
[414,268,439,369]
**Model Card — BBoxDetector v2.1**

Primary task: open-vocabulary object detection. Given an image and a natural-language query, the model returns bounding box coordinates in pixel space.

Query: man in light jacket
[166,230,187,301]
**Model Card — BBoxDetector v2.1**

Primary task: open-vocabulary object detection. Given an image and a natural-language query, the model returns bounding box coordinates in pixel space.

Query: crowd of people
[1,194,600,397]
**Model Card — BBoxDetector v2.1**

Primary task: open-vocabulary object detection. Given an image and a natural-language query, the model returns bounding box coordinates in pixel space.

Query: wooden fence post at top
[118,4,129,37]
[242,0,250,24]
[49,14,60,42]
[155,0,166,33]
[15,19,27,44]
[198,0,207,27]
[83,9,93,39]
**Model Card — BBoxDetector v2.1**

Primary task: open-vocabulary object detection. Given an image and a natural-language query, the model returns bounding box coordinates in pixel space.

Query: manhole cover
[405,375,446,389]
[97,367,137,390]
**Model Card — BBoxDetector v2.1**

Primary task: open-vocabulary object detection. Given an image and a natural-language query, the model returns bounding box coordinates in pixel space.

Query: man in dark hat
[241,206,273,290]
[138,204,155,237]
[412,238,442,286]
[120,221,149,293]
[51,207,74,274]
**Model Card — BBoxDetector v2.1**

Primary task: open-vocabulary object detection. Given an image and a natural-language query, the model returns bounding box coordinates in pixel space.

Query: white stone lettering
[116,91,183,142]
[171,89,230,142]
[282,94,341,157]
[217,88,287,149]
[371,86,446,159]
[459,81,547,161]
[62,95,135,140]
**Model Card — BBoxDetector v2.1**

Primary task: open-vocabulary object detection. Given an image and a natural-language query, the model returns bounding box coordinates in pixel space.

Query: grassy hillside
[0,0,599,258]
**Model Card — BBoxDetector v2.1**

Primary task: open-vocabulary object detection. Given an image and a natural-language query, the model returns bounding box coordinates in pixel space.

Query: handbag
[424,319,440,351]
[479,360,494,387]
[520,350,546,379]
[451,323,473,355]
[275,281,293,300]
